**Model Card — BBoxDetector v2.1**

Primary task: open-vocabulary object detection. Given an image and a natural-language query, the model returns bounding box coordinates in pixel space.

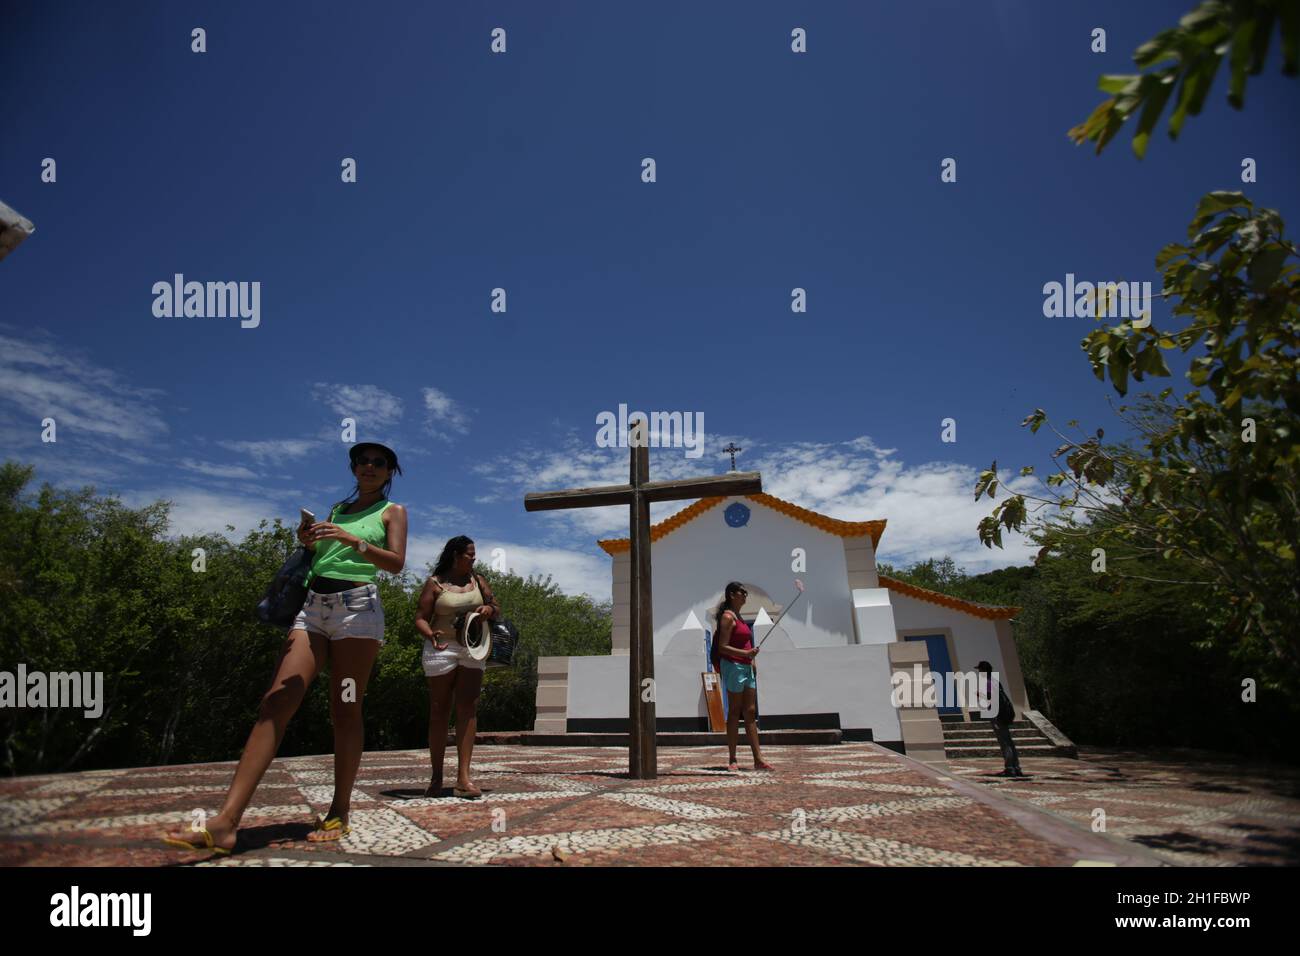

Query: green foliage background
[0,462,610,775]
[881,551,1297,762]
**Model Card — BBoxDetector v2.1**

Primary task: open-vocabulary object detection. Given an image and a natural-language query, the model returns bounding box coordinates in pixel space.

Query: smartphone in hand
[299,508,315,530]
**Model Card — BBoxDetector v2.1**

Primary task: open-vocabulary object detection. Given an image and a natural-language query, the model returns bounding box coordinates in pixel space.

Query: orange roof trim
[597,493,887,555]
[879,574,1020,621]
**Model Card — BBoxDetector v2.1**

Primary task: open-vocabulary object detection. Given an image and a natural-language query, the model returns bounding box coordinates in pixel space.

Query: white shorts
[291,583,385,643]
[421,638,486,677]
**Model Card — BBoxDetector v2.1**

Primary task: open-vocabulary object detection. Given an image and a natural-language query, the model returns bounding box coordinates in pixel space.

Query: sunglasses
[354,456,390,469]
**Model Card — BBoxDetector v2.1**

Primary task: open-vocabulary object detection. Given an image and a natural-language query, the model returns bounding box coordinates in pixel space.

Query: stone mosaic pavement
[949,747,1300,867]
[0,743,1154,867]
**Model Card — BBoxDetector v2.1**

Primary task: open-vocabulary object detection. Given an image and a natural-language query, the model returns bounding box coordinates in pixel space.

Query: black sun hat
[349,442,403,475]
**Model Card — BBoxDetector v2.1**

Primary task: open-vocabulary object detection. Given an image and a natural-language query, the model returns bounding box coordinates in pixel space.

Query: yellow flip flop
[310,815,351,840]
[162,828,232,856]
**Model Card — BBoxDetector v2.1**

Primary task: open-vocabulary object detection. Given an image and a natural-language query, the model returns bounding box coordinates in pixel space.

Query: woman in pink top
[712,582,773,772]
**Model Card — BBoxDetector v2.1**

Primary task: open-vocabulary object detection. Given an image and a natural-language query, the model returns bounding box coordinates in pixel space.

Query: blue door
[904,635,960,715]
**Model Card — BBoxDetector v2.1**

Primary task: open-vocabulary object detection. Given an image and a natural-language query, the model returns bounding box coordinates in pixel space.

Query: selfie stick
[756,579,805,649]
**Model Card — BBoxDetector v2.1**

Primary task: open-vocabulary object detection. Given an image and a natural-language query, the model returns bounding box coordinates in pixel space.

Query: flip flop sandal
[453,787,482,799]
[311,815,351,839]
[162,828,232,856]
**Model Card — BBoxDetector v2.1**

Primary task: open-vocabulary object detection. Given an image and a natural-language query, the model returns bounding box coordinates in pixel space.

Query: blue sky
[3,0,1297,599]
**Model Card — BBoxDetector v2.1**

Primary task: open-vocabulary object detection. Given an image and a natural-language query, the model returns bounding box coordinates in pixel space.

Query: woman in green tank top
[162,442,408,854]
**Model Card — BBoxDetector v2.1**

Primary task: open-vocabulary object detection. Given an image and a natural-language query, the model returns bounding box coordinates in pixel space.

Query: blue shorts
[720,658,756,693]
[291,583,385,643]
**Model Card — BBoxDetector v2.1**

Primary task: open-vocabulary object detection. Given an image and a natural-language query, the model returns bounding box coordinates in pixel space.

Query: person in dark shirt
[977,660,1024,778]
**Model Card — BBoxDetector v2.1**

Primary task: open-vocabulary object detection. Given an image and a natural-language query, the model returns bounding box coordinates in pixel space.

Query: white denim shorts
[421,637,486,677]
[292,583,385,643]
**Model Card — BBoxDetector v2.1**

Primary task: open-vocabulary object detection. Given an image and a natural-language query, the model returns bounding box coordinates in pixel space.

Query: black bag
[486,618,518,668]
[472,573,517,668]
[256,547,315,629]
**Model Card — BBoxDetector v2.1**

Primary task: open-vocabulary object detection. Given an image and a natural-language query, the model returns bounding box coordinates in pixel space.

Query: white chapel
[533,493,1060,764]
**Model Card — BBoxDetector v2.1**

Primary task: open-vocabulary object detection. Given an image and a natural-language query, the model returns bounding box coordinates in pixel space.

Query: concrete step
[942,727,1046,739]
[477,729,843,747]
[940,721,1039,732]
[944,742,1076,758]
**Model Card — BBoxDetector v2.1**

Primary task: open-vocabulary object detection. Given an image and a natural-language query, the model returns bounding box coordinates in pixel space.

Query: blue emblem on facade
[724,502,750,528]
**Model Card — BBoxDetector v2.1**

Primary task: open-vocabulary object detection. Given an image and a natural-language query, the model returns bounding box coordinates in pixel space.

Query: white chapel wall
[566,645,904,740]
[888,592,1007,677]
[649,497,857,657]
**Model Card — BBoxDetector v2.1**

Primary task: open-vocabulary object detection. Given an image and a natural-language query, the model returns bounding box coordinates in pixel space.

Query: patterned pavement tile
[297,785,379,808]
[392,789,593,817]
[806,768,911,779]
[800,796,975,822]
[7,743,1285,866]
[954,749,1300,866]
[198,856,372,867]
[0,797,78,830]
[432,822,733,865]
[27,778,110,796]
[8,803,310,838]
[806,780,955,796]
[331,808,440,856]
[753,825,1023,867]
[620,775,784,795]
[601,792,746,821]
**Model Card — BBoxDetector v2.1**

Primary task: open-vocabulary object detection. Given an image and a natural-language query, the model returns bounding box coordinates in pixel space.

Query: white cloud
[424,503,476,534]
[476,540,611,602]
[311,383,404,428]
[401,535,609,602]
[119,486,292,540]
[476,432,1037,573]
[178,458,259,480]
[0,328,168,444]
[217,438,322,464]
[422,387,471,438]
[752,440,1038,571]
[403,531,444,580]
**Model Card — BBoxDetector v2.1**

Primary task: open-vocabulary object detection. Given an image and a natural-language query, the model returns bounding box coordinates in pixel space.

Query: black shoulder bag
[256,516,323,629]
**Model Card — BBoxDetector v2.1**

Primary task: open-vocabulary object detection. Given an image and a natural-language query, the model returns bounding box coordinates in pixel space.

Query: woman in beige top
[417,535,500,798]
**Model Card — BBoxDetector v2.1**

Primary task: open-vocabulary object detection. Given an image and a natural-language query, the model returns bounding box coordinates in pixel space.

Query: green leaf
[1227,18,1256,108]
[1281,0,1299,74]
[1168,56,1222,139]
[1247,246,1288,292]
[1134,28,1182,68]
[1155,242,1189,268]
[1249,8,1277,73]
[1132,70,1177,158]
[1098,73,1141,94]
[1185,54,1222,116]
[1095,106,1126,154]
[1021,408,1048,433]
[1193,191,1247,226]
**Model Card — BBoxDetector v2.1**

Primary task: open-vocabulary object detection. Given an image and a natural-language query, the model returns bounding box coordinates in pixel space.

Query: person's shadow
[165,820,318,862]
[380,786,492,800]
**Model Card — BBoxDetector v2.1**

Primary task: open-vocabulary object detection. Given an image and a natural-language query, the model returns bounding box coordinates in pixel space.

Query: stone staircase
[940,712,1077,759]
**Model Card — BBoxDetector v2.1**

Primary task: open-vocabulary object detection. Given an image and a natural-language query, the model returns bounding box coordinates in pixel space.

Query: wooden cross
[524,421,762,779]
